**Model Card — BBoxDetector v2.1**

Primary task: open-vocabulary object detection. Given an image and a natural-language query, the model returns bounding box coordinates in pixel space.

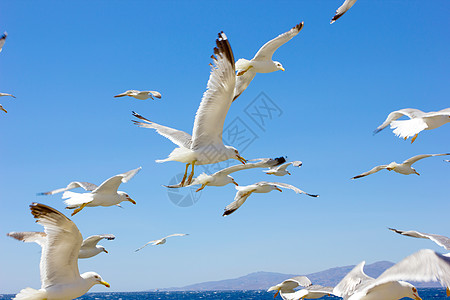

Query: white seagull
[330,0,358,24]
[0,32,7,53]
[233,22,304,101]
[132,32,246,186]
[114,90,162,100]
[268,276,334,299]
[264,160,302,176]
[165,157,286,191]
[333,249,450,300]
[351,153,450,179]
[389,228,450,251]
[13,203,110,300]
[39,167,141,216]
[374,108,450,143]
[135,233,189,252]
[223,181,319,216]
[7,231,116,259]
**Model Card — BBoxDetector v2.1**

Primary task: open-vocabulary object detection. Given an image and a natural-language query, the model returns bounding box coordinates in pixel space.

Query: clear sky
[0,0,449,294]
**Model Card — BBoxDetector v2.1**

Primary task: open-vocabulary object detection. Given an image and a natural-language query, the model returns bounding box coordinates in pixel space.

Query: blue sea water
[0,289,447,299]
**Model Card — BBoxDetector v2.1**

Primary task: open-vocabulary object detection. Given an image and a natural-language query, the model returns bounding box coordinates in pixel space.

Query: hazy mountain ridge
[159,261,440,291]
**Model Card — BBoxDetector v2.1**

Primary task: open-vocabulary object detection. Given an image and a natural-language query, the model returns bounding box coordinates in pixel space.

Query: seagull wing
[135,240,160,252]
[403,153,450,166]
[389,228,450,251]
[132,111,193,149]
[351,165,389,179]
[274,162,293,171]
[232,68,256,101]
[81,234,116,248]
[374,108,424,134]
[7,231,47,247]
[29,203,82,288]
[223,187,256,216]
[214,158,284,176]
[333,261,375,298]
[264,182,319,197]
[191,32,236,150]
[93,167,141,194]
[0,32,6,52]
[253,22,304,61]
[426,108,450,117]
[285,276,312,289]
[142,91,162,99]
[330,0,358,24]
[163,233,189,239]
[369,249,450,290]
[0,92,16,98]
[38,181,98,196]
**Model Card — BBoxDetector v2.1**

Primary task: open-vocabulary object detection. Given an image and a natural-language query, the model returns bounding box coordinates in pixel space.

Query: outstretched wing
[284,276,312,289]
[223,187,256,216]
[143,91,162,99]
[333,261,374,298]
[29,203,82,288]
[164,233,189,239]
[232,68,256,101]
[38,181,98,196]
[7,231,47,247]
[330,0,358,24]
[351,165,389,179]
[253,22,304,61]
[132,111,193,149]
[262,182,319,197]
[427,108,450,117]
[81,234,116,248]
[93,167,141,194]
[214,157,285,176]
[403,153,450,166]
[374,108,424,134]
[191,32,236,150]
[135,240,160,252]
[389,228,450,251]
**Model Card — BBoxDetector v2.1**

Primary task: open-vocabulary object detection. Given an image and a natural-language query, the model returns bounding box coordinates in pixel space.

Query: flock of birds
[2,1,450,299]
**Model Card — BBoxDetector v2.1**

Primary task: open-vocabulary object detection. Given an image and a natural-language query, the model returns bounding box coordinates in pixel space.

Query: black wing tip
[330,13,343,24]
[1,32,6,39]
[29,202,68,221]
[308,194,319,198]
[373,128,382,135]
[36,192,47,196]
[295,22,305,31]
[213,31,235,70]
[223,209,236,216]
[274,156,287,166]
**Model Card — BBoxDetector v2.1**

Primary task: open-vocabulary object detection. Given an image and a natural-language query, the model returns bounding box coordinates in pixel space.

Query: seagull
[233,22,304,101]
[268,276,334,299]
[114,90,162,100]
[13,203,110,300]
[223,181,319,216]
[135,233,189,252]
[333,249,450,300]
[0,32,7,53]
[7,232,116,259]
[0,92,16,98]
[164,157,286,191]
[351,153,450,179]
[389,228,450,251]
[132,32,246,186]
[38,167,141,216]
[263,160,302,176]
[330,0,358,24]
[374,108,450,143]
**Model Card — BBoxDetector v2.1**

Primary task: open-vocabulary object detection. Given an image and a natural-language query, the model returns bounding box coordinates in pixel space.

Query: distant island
[158,261,440,291]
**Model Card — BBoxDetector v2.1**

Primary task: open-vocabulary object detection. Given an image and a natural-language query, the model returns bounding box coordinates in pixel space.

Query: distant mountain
[160,261,439,291]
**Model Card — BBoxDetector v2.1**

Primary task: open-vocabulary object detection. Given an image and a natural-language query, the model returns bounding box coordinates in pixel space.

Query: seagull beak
[287,171,291,175]
[275,187,282,192]
[232,180,239,186]
[236,155,247,164]
[0,107,7,113]
[100,280,110,288]
[127,197,136,204]
[415,171,420,176]
[280,67,285,72]
[103,249,108,254]
[414,294,422,300]
[114,93,126,98]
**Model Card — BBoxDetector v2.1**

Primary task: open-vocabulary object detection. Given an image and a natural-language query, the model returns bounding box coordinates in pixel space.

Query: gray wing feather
[374,109,425,134]
[38,181,98,195]
[351,165,389,179]
[389,228,450,251]
[333,261,375,298]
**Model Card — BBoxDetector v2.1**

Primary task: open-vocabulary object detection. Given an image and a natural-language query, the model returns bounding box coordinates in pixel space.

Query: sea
[0,288,448,300]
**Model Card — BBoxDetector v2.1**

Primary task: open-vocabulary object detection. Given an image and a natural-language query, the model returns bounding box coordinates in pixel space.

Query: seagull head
[225,146,246,164]
[118,191,136,204]
[227,176,239,186]
[274,61,285,72]
[405,283,422,300]
[83,272,110,288]
[98,245,108,254]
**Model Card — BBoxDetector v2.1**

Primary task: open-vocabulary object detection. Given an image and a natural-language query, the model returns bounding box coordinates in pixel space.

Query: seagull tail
[13,287,47,300]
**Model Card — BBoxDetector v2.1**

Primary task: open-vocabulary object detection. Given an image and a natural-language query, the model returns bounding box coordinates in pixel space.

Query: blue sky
[0,0,449,294]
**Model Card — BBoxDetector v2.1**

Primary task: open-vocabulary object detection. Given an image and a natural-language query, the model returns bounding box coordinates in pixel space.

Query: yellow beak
[275,187,282,192]
[280,67,285,71]
[414,294,422,300]
[103,249,108,254]
[100,280,110,288]
[1,107,7,113]
[236,155,247,164]
[232,181,239,186]
[128,198,136,204]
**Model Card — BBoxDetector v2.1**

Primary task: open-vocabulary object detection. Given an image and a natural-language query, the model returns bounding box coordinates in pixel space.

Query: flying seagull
[223,181,318,216]
[330,0,358,24]
[114,90,162,100]
[263,160,302,176]
[38,167,141,216]
[135,233,188,252]
[165,157,286,191]
[333,249,450,300]
[351,153,450,179]
[132,32,246,186]
[7,232,116,259]
[389,228,450,251]
[268,276,334,299]
[233,22,304,101]
[12,203,110,300]
[374,108,450,143]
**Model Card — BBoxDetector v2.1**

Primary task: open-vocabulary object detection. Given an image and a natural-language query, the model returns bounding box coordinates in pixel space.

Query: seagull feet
[71,203,88,216]
[411,133,418,143]
[186,160,196,185]
[196,183,208,192]
[180,163,190,186]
